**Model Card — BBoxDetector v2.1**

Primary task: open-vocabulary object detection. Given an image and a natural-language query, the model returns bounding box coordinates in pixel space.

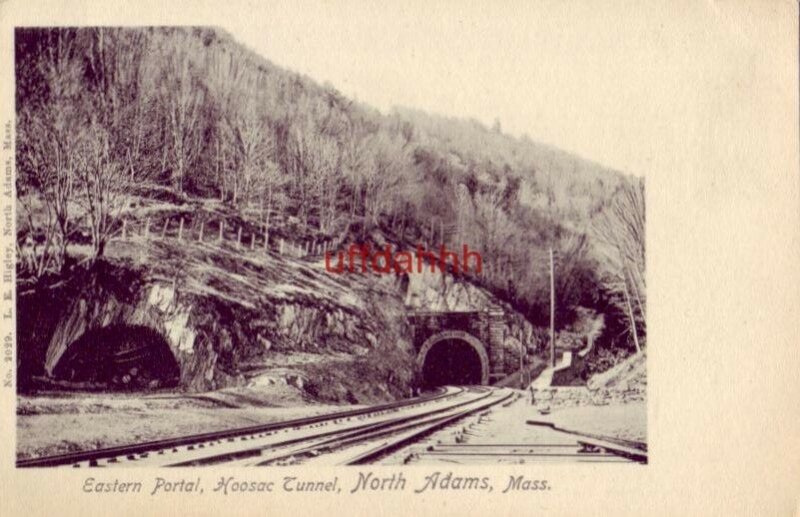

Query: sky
[222,1,701,177]
[8,0,783,178]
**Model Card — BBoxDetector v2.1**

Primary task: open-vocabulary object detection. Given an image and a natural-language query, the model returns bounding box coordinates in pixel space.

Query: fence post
[121,219,127,240]
[219,220,224,242]
[161,218,169,238]
[198,221,204,243]
[250,233,255,251]
[263,224,269,250]
[237,227,242,248]
[143,218,150,240]
[279,238,284,255]
[178,218,184,241]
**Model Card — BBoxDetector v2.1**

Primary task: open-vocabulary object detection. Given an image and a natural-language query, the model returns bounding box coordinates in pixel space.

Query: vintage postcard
[0,1,797,516]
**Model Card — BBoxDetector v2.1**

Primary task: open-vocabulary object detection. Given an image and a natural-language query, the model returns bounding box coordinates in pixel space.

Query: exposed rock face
[18,237,549,398]
[405,266,494,311]
[18,240,416,401]
[43,281,198,383]
[403,265,540,374]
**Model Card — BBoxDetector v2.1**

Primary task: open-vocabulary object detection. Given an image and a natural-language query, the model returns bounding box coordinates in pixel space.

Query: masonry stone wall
[408,308,512,383]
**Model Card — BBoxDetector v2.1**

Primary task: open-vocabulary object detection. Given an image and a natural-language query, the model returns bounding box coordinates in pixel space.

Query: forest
[15,26,646,356]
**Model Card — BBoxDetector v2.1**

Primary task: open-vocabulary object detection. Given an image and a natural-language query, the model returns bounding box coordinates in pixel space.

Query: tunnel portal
[421,338,484,388]
[51,324,180,390]
[416,330,490,387]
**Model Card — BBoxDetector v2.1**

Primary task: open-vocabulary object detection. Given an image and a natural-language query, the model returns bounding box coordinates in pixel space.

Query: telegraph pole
[549,247,555,368]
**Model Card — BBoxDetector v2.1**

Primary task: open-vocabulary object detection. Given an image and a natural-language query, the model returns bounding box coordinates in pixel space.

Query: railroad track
[133,386,509,467]
[18,386,645,467]
[16,386,464,468]
[336,387,515,466]
[248,386,515,467]
[390,442,641,464]
[377,395,647,465]
[264,388,645,467]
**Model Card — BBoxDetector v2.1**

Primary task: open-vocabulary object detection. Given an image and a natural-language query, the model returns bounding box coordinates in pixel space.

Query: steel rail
[169,387,495,466]
[16,387,456,468]
[342,389,515,465]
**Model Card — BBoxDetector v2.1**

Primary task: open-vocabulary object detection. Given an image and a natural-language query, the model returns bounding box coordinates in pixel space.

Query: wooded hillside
[15,26,645,352]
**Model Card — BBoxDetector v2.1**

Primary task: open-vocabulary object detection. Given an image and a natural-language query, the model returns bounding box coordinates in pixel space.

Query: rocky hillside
[588,351,646,394]
[16,26,645,356]
[18,200,417,403]
[15,26,646,402]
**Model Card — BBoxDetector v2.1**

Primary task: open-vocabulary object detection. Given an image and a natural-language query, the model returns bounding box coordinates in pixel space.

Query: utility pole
[549,247,555,368]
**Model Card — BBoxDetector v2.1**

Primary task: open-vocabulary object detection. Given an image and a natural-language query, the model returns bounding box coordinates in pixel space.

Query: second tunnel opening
[51,324,180,391]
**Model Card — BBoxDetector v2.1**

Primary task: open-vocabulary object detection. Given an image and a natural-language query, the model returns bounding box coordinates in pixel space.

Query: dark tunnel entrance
[51,325,180,391]
[421,338,484,388]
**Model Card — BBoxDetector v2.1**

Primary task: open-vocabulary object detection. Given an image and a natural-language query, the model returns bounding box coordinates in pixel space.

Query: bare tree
[361,132,408,233]
[15,29,84,274]
[223,92,272,207]
[154,33,204,193]
[284,115,339,231]
[254,161,287,239]
[84,27,150,176]
[592,178,646,350]
[16,149,58,278]
[75,123,130,259]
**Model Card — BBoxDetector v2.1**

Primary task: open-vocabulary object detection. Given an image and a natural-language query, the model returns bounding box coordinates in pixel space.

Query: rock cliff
[18,238,415,402]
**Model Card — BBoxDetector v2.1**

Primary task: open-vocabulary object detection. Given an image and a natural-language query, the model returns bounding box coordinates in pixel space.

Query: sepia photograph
[1,2,798,516]
[13,24,647,468]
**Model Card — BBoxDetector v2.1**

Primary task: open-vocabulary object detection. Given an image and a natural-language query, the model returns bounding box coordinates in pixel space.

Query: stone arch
[416,330,490,385]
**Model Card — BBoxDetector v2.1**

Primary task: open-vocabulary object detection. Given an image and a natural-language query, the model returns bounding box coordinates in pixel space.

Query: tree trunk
[622,276,641,353]
[626,262,646,320]
[549,247,556,367]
